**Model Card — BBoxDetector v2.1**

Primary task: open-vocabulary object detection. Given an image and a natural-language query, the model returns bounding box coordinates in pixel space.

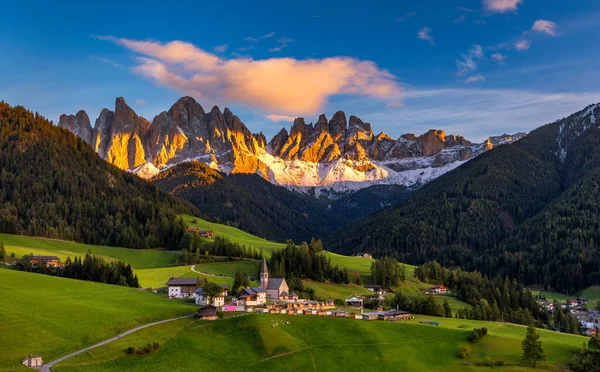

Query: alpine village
[2,1,600,371]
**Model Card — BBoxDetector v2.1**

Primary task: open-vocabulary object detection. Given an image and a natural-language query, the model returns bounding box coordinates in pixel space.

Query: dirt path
[40,314,194,372]
[190,264,233,279]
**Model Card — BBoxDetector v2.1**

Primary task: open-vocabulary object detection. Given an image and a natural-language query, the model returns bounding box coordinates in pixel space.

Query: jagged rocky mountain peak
[59,96,528,192]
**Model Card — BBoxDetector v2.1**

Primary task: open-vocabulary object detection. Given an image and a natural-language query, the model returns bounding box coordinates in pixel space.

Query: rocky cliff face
[59,96,526,192]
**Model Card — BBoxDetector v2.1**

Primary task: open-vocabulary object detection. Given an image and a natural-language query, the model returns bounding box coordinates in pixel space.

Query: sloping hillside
[329,104,600,293]
[0,102,200,249]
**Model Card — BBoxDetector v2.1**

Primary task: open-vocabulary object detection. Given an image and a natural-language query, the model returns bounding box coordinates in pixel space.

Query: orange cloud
[101,37,402,116]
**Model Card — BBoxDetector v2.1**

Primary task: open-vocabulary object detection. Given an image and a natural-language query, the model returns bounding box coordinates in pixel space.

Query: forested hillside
[329,104,600,294]
[0,102,200,249]
[153,161,345,242]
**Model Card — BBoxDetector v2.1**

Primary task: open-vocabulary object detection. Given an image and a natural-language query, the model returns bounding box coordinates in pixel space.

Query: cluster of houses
[537,297,600,336]
[165,259,413,324]
[187,227,215,239]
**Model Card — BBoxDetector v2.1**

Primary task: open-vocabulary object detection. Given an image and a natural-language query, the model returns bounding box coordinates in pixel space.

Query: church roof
[267,278,285,289]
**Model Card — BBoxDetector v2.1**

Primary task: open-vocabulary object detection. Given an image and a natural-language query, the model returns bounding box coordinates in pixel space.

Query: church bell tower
[260,258,269,289]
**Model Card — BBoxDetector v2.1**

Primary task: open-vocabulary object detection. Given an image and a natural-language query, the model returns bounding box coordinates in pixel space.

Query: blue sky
[1,0,599,141]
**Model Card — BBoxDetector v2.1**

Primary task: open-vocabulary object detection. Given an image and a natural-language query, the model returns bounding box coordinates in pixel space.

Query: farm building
[238,287,267,306]
[196,305,218,320]
[22,355,43,368]
[187,227,214,239]
[166,277,198,299]
[354,252,373,259]
[345,294,364,308]
[332,310,348,318]
[429,285,448,294]
[30,255,63,267]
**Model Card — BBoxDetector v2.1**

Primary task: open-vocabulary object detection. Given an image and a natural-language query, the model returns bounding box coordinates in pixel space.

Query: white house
[194,284,230,307]
[166,277,198,299]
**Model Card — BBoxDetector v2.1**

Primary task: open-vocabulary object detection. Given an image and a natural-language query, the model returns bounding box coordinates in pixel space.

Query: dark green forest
[328,104,600,293]
[0,102,200,249]
[152,161,408,243]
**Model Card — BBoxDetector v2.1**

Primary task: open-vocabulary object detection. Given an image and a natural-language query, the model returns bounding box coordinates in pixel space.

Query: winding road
[190,264,233,279]
[40,314,194,372]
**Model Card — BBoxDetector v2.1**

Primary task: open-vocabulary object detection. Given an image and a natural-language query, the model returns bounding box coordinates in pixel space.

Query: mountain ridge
[59,96,526,192]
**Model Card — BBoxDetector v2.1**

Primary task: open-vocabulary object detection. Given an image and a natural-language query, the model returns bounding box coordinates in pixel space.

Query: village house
[194,283,230,307]
[238,287,267,306]
[30,255,63,267]
[260,259,290,300]
[345,294,364,308]
[427,285,448,294]
[364,285,384,296]
[196,304,218,320]
[353,252,373,259]
[166,277,198,299]
[22,355,43,368]
[187,227,214,239]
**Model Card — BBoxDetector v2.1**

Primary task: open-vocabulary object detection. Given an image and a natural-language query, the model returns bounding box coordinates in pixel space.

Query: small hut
[345,294,363,308]
[196,304,218,320]
[22,355,43,368]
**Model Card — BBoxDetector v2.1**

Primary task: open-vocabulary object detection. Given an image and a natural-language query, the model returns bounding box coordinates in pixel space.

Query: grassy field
[181,215,284,258]
[0,233,177,269]
[135,266,238,289]
[0,269,194,370]
[54,313,586,372]
[193,260,260,278]
[303,279,374,300]
[580,286,600,302]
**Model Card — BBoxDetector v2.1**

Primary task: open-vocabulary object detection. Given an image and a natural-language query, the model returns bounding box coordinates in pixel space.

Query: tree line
[176,236,263,265]
[16,252,139,288]
[415,261,549,326]
[268,239,351,286]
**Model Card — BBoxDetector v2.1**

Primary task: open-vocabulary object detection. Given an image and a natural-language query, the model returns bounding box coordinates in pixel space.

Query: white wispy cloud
[457,6,475,12]
[356,89,600,142]
[491,53,506,63]
[243,32,275,42]
[453,15,467,24]
[266,114,296,122]
[515,40,531,51]
[397,11,416,22]
[456,44,484,75]
[532,20,559,36]
[482,0,522,13]
[269,37,293,52]
[465,74,486,83]
[418,27,434,45]
[89,56,123,69]
[97,36,402,117]
[213,44,228,53]
[134,99,145,106]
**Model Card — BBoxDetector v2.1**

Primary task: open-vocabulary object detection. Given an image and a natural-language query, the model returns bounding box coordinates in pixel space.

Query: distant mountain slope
[153,161,345,242]
[60,96,525,192]
[328,103,600,293]
[0,102,200,249]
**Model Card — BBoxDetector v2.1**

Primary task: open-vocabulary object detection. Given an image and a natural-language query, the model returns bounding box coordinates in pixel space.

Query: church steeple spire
[260,258,269,289]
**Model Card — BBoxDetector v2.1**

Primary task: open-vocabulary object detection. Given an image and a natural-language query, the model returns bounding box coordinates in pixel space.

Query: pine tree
[522,325,545,367]
[443,300,452,318]
[0,240,5,261]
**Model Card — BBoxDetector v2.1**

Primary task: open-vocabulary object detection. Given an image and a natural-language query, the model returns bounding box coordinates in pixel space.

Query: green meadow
[0,233,177,269]
[181,215,285,257]
[54,313,586,372]
[135,265,239,289]
[0,269,194,370]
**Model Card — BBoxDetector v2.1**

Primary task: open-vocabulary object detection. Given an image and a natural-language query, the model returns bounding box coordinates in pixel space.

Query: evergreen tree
[443,300,452,318]
[0,240,5,261]
[522,325,545,367]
